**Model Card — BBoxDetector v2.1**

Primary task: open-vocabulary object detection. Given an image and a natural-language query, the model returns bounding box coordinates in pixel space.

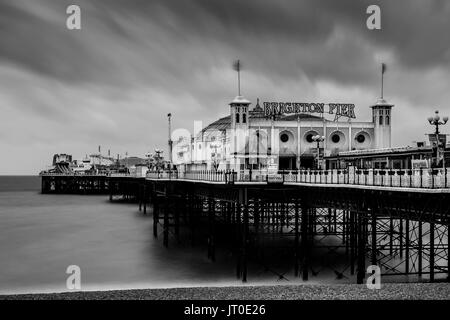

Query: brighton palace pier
[41,95,450,284]
[173,95,397,171]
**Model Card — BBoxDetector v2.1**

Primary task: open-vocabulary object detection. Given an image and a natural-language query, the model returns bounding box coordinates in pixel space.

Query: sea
[1,176,349,295]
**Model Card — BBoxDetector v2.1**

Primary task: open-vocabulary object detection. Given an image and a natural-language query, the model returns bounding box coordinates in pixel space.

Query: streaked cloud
[0,0,449,174]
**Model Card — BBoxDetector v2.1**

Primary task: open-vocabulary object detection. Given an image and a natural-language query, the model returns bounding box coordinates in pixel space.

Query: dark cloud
[0,0,449,174]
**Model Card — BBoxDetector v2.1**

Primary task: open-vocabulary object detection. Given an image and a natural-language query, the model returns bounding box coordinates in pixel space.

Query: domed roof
[371,98,394,108]
[229,95,251,105]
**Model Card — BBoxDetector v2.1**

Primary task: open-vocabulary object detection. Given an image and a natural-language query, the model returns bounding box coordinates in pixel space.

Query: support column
[207,198,215,262]
[350,210,355,275]
[430,222,435,282]
[399,217,403,258]
[109,180,113,201]
[301,199,309,281]
[294,200,300,277]
[139,184,142,211]
[357,211,366,284]
[242,197,249,283]
[163,196,169,247]
[143,184,147,215]
[371,207,377,266]
[418,221,423,277]
[153,192,159,238]
[405,218,410,274]
[236,203,242,279]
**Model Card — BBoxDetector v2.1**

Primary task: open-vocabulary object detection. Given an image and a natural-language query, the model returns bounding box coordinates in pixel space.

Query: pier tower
[230,95,251,170]
[371,98,393,149]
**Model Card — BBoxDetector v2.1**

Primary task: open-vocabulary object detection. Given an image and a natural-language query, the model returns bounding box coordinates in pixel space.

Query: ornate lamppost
[428,110,448,135]
[312,135,325,169]
[427,110,448,168]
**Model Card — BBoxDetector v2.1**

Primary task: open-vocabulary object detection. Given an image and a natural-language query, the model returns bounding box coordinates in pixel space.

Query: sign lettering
[263,102,356,119]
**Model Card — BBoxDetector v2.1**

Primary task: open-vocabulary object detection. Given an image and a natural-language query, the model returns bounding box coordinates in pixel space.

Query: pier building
[172,96,393,171]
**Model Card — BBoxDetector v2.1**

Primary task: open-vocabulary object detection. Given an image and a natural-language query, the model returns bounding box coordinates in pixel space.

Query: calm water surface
[1,176,328,294]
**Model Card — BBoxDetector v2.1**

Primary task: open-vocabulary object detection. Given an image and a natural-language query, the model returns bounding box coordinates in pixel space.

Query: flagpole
[237,60,241,96]
[381,64,384,99]
[238,68,240,96]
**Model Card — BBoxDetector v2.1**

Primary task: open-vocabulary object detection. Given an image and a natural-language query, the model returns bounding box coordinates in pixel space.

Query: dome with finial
[253,98,263,112]
[229,95,251,105]
[371,98,394,108]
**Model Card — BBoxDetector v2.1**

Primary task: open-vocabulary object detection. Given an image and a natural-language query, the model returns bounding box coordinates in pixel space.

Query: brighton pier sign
[263,101,356,119]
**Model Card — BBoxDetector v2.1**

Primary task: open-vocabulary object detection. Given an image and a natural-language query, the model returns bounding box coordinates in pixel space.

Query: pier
[41,168,450,284]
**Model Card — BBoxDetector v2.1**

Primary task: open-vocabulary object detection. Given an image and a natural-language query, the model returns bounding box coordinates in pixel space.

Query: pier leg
[139,184,142,212]
[301,200,309,281]
[143,185,147,215]
[294,200,300,277]
[236,203,241,279]
[399,218,403,259]
[174,197,180,243]
[357,212,366,284]
[242,198,249,283]
[418,221,423,277]
[430,222,435,282]
[153,193,159,238]
[207,198,215,261]
[350,210,355,275]
[371,208,377,266]
[109,180,113,201]
[405,217,410,274]
[389,215,394,256]
[163,197,169,248]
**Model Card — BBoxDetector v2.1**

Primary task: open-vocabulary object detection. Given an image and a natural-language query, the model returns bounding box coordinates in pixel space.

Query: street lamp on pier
[427,110,448,168]
[427,110,448,134]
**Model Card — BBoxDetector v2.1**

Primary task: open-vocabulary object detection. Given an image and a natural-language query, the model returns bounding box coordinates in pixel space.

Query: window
[243,113,247,123]
[235,113,240,124]
[331,134,340,143]
[386,116,390,125]
[356,134,365,143]
[280,133,289,143]
[306,134,314,143]
[379,115,383,125]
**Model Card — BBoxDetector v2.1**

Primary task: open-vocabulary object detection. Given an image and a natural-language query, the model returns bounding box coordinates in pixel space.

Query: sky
[1,0,450,174]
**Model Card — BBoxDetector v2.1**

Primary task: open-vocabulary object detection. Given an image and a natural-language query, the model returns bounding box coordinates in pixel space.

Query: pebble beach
[1,283,449,300]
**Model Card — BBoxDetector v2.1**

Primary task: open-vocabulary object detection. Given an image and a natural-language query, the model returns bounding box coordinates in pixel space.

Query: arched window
[386,115,390,125]
[379,115,383,125]
[243,113,247,123]
[235,113,240,124]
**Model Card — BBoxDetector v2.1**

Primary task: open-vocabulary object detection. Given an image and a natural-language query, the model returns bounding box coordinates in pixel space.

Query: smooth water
[2,176,338,294]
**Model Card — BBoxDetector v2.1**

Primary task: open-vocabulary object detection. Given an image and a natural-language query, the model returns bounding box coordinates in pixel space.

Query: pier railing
[40,172,109,177]
[146,168,450,189]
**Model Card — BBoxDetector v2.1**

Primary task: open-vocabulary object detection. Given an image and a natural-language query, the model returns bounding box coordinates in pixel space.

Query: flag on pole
[233,60,242,96]
[381,63,387,99]
[233,60,241,72]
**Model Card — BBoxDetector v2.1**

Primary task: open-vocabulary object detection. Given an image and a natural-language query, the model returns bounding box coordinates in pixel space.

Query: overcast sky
[1,0,449,174]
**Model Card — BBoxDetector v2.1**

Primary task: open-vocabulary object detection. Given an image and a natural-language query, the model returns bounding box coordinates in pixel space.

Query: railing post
[420,168,423,188]
[444,168,447,188]
[431,169,435,189]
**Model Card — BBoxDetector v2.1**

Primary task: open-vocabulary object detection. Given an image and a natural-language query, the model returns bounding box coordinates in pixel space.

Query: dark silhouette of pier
[41,169,450,284]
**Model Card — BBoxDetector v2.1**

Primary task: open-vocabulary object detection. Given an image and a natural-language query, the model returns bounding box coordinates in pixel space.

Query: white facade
[173,96,393,171]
